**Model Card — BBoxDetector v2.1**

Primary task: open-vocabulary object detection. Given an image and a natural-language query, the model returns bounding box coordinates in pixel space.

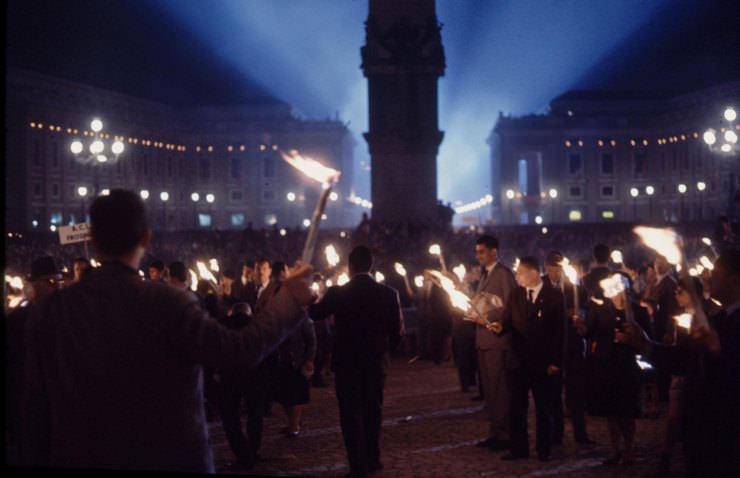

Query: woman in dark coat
[582,284,647,466]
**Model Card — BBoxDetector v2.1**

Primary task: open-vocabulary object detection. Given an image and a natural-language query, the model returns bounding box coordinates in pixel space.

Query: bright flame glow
[325,245,340,267]
[208,258,219,273]
[196,261,218,283]
[311,282,320,293]
[453,264,466,282]
[6,275,24,290]
[600,274,627,299]
[394,262,407,277]
[414,275,424,288]
[374,271,385,283]
[689,267,698,277]
[699,256,714,270]
[325,279,333,287]
[337,273,349,286]
[429,244,442,256]
[561,257,578,284]
[429,270,471,314]
[633,226,682,265]
[610,250,623,264]
[701,237,712,246]
[281,150,341,187]
[674,313,692,329]
[512,258,520,272]
[189,269,198,291]
[90,258,100,268]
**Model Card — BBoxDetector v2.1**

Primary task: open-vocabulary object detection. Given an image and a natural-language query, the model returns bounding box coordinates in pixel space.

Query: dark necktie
[528,289,535,304]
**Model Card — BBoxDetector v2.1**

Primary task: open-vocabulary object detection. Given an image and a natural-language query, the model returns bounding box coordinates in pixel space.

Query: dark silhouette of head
[593,243,610,264]
[90,190,148,257]
[349,246,373,275]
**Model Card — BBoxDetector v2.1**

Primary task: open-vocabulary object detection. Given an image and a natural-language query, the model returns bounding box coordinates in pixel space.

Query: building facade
[5,68,357,233]
[491,81,740,224]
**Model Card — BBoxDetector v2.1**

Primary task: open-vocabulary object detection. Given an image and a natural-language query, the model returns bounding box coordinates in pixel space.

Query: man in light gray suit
[471,234,516,451]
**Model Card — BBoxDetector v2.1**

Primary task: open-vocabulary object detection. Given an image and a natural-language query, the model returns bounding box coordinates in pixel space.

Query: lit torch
[674,313,693,330]
[634,226,709,328]
[189,269,198,292]
[394,262,412,292]
[427,270,497,326]
[325,245,340,268]
[281,150,341,265]
[561,256,579,313]
[428,244,447,273]
[208,258,220,273]
[452,264,467,283]
[196,261,218,288]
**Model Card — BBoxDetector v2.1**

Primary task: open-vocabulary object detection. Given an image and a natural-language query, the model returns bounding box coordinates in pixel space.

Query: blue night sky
[7,0,739,208]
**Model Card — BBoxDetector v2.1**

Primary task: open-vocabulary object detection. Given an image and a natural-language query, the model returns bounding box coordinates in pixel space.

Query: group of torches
[1,148,725,342]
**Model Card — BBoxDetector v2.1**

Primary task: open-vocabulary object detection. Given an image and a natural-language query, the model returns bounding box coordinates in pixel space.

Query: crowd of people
[4,193,740,476]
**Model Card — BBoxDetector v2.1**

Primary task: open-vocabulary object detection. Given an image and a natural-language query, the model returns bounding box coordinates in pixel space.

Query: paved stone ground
[209,357,686,477]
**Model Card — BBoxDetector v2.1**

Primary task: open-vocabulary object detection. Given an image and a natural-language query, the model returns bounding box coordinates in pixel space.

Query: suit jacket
[475,263,516,350]
[231,277,258,310]
[308,273,402,376]
[500,282,565,372]
[21,261,306,473]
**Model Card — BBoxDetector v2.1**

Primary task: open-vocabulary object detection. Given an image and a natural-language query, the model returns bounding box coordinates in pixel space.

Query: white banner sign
[59,223,92,245]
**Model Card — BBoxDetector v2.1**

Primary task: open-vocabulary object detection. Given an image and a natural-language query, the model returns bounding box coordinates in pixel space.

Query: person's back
[21,190,313,473]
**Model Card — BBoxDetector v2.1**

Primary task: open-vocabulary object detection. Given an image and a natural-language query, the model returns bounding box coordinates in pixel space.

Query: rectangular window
[52,183,60,197]
[568,153,582,175]
[230,190,243,202]
[33,182,42,197]
[601,210,615,220]
[198,213,212,228]
[263,157,275,178]
[199,158,210,180]
[568,210,582,221]
[600,153,614,175]
[262,190,275,202]
[230,213,245,227]
[633,151,647,177]
[50,212,62,225]
[230,157,241,179]
[568,186,582,198]
[601,185,615,198]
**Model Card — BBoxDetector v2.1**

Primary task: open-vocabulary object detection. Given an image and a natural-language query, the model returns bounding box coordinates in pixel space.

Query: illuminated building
[6,67,356,231]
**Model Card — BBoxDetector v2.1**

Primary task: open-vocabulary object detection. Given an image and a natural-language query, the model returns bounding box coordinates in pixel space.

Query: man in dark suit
[490,256,564,462]
[309,246,403,478]
[542,251,593,445]
[231,260,258,310]
[646,254,680,402]
[21,190,313,473]
[471,235,516,450]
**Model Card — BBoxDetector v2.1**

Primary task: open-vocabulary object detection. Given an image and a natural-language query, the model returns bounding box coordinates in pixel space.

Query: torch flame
[208,258,220,273]
[452,264,466,282]
[674,313,692,329]
[414,275,424,288]
[428,244,441,256]
[375,271,385,283]
[5,275,24,290]
[600,274,627,299]
[560,257,578,284]
[337,272,349,286]
[394,262,407,277]
[429,270,472,314]
[189,269,198,291]
[633,226,682,265]
[310,282,320,293]
[699,256,714,271]
[281,150,341,187]
[610,250,624,264]
[513,258,520,272]
[325,245,340,267]
[701,237,712,246]
[196,261,218,284]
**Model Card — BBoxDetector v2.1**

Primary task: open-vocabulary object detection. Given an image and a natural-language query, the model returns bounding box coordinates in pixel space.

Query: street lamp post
[703,106,739,220]
[677,183,687,221]
[630,187,639,221]
[191,192,200,229]
[77,186,88,223]
[697,181,706,220]
[505,189,515,224]
[646,185,655,221]
[70,118,125,197]
[548,188,558,223]
[160,191,169,231]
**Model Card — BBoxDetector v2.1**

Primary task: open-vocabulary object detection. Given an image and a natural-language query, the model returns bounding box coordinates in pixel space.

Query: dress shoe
[501,453,528,461]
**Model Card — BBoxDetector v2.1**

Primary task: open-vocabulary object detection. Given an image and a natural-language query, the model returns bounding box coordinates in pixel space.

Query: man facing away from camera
[21,189,313,473]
